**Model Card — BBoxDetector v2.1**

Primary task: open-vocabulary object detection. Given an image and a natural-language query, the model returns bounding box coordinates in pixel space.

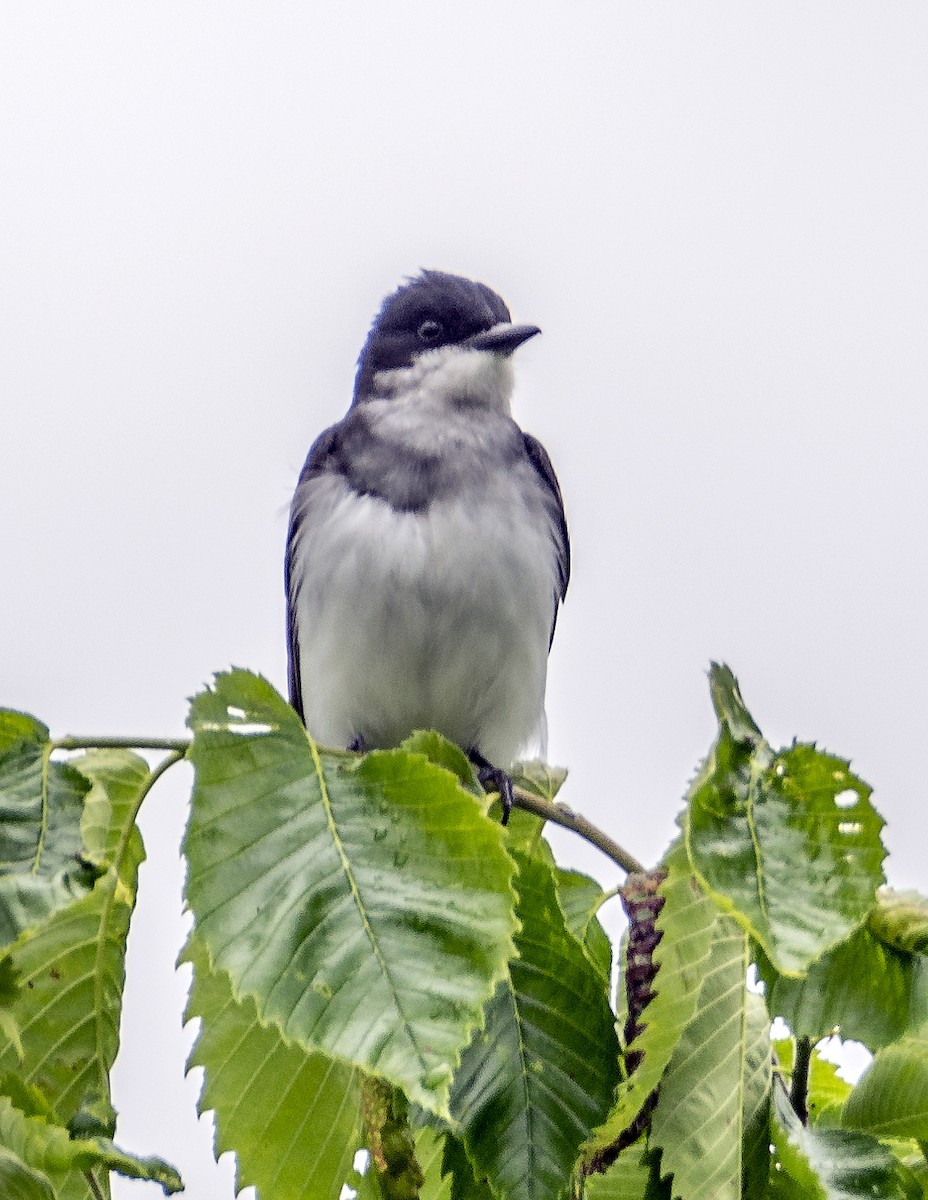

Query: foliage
[1,664,926,1198]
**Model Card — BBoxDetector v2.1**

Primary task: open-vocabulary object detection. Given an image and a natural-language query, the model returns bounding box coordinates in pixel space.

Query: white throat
[372,345,515,415]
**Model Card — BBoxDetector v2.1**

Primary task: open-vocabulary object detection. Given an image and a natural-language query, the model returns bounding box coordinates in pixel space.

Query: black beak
[466,323,541,356]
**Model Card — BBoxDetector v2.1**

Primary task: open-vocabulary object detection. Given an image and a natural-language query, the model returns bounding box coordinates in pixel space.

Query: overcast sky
[2,5,927,1196]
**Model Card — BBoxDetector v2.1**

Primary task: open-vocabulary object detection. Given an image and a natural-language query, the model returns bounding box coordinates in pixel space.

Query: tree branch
[50,737,646,875]
[512,786,646,875]
[53,736,191,754]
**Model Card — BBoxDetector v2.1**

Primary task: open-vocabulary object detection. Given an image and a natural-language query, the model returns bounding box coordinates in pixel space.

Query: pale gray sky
[2,5,927,1196]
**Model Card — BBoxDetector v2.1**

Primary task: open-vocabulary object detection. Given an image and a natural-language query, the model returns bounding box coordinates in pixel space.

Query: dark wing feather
[285,423,342,721]
[522,433,570,646]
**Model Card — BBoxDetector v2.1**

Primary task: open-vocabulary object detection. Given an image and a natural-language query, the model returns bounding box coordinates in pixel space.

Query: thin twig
[512,786,646,875]
[53,736,191,753]
[50,737,645,875]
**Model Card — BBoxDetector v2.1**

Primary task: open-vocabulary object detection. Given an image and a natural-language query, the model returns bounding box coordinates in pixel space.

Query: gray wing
[522,433,570,646]
[285,423,343,721]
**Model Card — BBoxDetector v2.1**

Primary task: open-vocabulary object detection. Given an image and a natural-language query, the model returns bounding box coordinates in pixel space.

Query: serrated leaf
[870,891,928,955]
[184,932,362,1200]
[685,665,886,977]
[0,1095,181,1196]
[585,845,718,1159]
[843,1034,928,1142]
[511,760,568,802]
[400,733,481,793]
[650,917,770,1200]
[770,1087,920,1199]
[440,1131,495,1200]
[0,713,47,757]
[0,750,147,1124]
[762,924,928,1049]
[554,868,613,985]
[809,1052,854,1121]
[450,850,620,1200]
[584,1146,670,1200]
[0,1147,55,1200]
[0,730,100,953]
[742,993,774,1199]
[416,1128,453,1200]
[184,670,518,1116]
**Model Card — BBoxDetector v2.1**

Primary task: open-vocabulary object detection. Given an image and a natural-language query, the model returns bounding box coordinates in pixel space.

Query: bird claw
[470,754,514,826]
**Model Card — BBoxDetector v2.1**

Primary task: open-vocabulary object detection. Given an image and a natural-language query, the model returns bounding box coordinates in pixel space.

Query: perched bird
[285,270,569,819]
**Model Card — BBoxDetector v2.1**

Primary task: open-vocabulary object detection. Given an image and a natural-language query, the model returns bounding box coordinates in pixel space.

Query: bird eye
[417,319,443,344]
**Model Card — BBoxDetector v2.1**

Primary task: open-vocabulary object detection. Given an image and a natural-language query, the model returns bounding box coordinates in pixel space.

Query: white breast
[289,463,556,766]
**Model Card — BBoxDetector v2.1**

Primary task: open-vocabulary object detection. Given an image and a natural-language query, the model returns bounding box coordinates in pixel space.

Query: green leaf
[416,1128,453,1200]
[649,917,771,1200]
[184,670,518,1117]
[554,868,613,985]
[762,924,928,1049]
[451,850,620,1200]
[0,750,147,1124]
[843,1034,928,1142]
[400,732,481,793]
[0,1095,182,1196]
[685,665,886,976]
[742,993,774,1198]
[183,932,362,1200]
[869,891,928,955]
[769,1087,920,1199]
[0,713,47,757]
[0,728,100,954]
[584,845,718,1159]
[584,1146,670,1200]
[511,760,568,802]
[809,1052,854,1122]
[0,1147,55,1200]
[439,1130,495,1200]
[483,760,568,842]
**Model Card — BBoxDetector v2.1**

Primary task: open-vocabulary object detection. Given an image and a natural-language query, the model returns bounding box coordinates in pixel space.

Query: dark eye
[417,319,444,344]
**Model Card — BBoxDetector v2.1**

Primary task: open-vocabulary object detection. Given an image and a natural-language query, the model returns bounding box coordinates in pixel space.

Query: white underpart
[290,347,556,765]
[372,341,516,415]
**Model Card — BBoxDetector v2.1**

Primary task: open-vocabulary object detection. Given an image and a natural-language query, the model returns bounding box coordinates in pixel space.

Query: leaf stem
[790,1034,812,1125]
[84,1169,105,1200]
[53,736,191,754]
[512,787,646,875]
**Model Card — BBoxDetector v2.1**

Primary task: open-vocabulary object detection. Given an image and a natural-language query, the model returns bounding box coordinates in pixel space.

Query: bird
[285,270,569,821]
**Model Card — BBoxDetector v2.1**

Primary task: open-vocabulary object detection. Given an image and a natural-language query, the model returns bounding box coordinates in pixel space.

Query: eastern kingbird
[285,270,569,819]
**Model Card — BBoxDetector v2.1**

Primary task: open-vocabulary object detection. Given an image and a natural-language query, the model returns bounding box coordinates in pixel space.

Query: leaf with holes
[761,921,928,1050]
[450,850,619,1200]
[184,670,517,1117]
[685,665,885,976]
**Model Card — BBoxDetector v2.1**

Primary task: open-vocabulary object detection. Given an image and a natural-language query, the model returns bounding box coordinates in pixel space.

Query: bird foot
[468,750,514,826]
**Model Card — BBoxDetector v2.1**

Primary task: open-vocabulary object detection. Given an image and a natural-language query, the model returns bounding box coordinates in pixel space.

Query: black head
[353,271,533,403]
